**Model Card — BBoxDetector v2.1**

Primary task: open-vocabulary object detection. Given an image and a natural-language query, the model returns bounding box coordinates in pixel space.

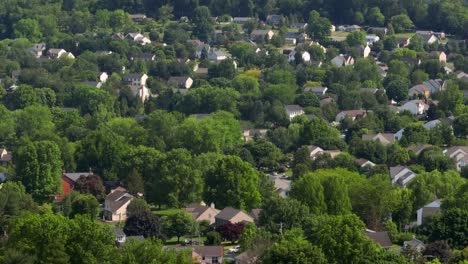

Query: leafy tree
[204,155,261,210]
[0,182,36,233]
[262,228,327,264]
[367,7,385,26]
[124,209,163,239]
[411,69,429,85]
[423,241,453,263]
[322,176,352,215]
[259,198,310,233]
[306,11,331,42]
[239,223,256,250]
[346,31,366,46]
[388,60,409,78]
[126,168,145,196]
[420,208,468,249]
[62,192,99,220]
[389,14,414,33]
[164,211,197,243]
[290,173,326,214]
[13,19,42,42]
[216,222,245,243]
[74,174,106,201]
[15,140,63,202]
[244,139,284,171]
[205,231,222,245]
[118,239,193,264]
[453,114,468,138]
[126,198,150,218]
[15,105,55,139]
[192,6,213,41]
[401,123,429,146]
[386,78,409,102]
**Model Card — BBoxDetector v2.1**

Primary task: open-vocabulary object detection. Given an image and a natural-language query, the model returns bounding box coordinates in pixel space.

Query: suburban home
[28,43,46,58]
[403,238,426,253]
[129,14,146,23]
[242,128,268,142]
[192,246,224,264]
[304,86,328,96]
[417,33,438,45]
[0,148,12,166]
[416,200,441,226]
[98,72,109,83]
[208,49,227,61]
[112,33,125,40]
[365,230,392,250]
[362,133,396,146]
[285,32,309,43]
[360,45,371,58]
[168,76,194,89]
[355,158,376,168]
[288,50,311,63]
[233,17,253,24]
[407,144,432,156]
[189,40,211,59]
[269,175,291,198]
[130,53,155,61]
[214,207,254,228]
[47,48,74,59]
[428,51,447,63]
[291,22,308,29]
[396,37,411,48]
[335,110,367,122]
[285,105,304,121]
[443,146,468,171]
[285,37,297,45]
[266,15,283,26]
[307,145,324,159]
[456,71,468,83]
[184,203,221,225]
[123,73,148,89]
[320,97,334,106]
[114,226,144,247]
[400,100,429,115]
[331,54,354,67]
[408,79,446,98]
[250,30,275,41]
[103,187,134,222]
[365,35,380,45]
[126,33,151,45]
[346,25,361,32]
[389,166,416,187]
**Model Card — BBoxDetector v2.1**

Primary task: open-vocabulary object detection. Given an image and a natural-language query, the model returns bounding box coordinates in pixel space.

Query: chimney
[210,202,215,209]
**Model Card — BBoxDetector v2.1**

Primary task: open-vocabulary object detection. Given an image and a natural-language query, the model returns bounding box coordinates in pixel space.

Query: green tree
[205,231,222,245]
[262,228,327,264]
[124,209,163,238]
[13,18,42,42]
[192,6,213,42]
[290,173,327,214]
[306,11,332,41]
[346,31,366,46]
[385,79,409,102]
[367,7,385,26]
[239,223,256,250]
[421,208,468,249]
[453,114,468,138]
[164,211,197,243]
[119,239,193,263]
[63,192,99,220]
[0,182,36,233]
[259,198,310,233]
[389,14,414,33]
[322,176,352,215]
[204,155,261,210]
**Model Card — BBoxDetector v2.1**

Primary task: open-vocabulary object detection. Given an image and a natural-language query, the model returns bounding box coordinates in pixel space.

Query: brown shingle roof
[366,231,392,248]
[192,246,224,257]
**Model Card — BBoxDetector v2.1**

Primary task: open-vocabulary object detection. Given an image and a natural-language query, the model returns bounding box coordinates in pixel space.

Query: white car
[228,245,241,253]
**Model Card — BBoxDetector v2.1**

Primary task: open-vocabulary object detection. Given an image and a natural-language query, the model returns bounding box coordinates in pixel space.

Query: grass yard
[394,32,416,38]
[331,31,350,38]
[152,208,183,216]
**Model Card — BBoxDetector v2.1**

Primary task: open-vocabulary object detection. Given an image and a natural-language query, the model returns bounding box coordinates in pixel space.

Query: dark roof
[366,231,392,248]
[115,226,125,237]
[215,207,242,221]
[168,76,190,84]
[285,105,303,112]
[106,190,133,212]
[63,172,92,183]
[123,73,145,79]
[193,246,224,257]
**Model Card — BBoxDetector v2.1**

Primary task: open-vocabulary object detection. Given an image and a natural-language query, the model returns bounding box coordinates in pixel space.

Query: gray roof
[389,166,410,179]
[215,207,243,221]
[304,86,327,93]
[193,246,224,257]
[285,104,303,112]
[63,172,92,182]
[366,231,392,248]
[106,190,133,212]
[114,226,125,237]
[184,203,213,219]
[123,73,145,79]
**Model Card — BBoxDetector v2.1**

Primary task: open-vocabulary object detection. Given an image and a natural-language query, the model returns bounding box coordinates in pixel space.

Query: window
[212,257,219,263]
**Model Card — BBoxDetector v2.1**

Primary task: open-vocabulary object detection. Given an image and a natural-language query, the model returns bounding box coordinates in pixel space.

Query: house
[417,33,438,45]
[98,72,108,83]
[112,33,125,40]
[184,203,221,225]
[285,32,309,43]
[428,51,447,63]
[330,25,336,32]
[389,166,416,187]
[103,187,134,222]
[129,14,146,23]
[400,100,429,115]
[307,145,324,159]
[355,158,376,168]
[168,76,194,89]
[320,97,334,106]
[189,40,211,59]
[285,37,296,45]
[347,25,362,32]
[365,230,392,250]
[192,246,224,264]
[291,23,307,29]
[288,51,311,63]
[126,33,151,45]
[214,207,254,228]
[408,79,446,98]
[403,238,426,253]
[360,45,371,58]
[235,250,260,264]
[444,146,468,171]
[396,37,411,48]
[456,71,468,83]
[0,148,12,166]
[208,49,227,61]
[367,27,387,35]
[362,133,396,146]
[123,73,148,89]
[243,128,268,142]
[130,53,155,61]
[416,200,441,226]
[266,15,283,26]
[406,144,432,156]
[56,171,93,201]
[331,55,354,67]
[47,48,75,59]
[423,119,443,130]
[28,43,46,58]
[269,175,291,198]
[250,30,275,41]
[233,17,253,24]
[304,86,328,96]
[366,35,380,45]
[114,226,144,246]
[335,110,367,122]
[285,105,304,121]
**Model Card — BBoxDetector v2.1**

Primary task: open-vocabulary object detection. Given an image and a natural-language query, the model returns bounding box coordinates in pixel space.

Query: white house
[99,72,108,83]
[366,35,380,45]
[360,45,371,58]
[168,76,194,89]
[208,49,227,61]
[28,43,46,58]
[288,51,311,63]
[389,166,416,187]
[444,146,468,172]
[400,100,429,115]
[285,105,304,120]
[331,54,354,67]
[103,187,134,222]
[47,48,75,59]
[126,33,151,45]
[416,200,441,226]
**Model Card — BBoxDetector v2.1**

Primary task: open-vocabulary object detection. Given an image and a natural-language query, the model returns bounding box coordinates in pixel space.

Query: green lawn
[152,208,183,216]
[331,31,350,37]
[394,32,416,38]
